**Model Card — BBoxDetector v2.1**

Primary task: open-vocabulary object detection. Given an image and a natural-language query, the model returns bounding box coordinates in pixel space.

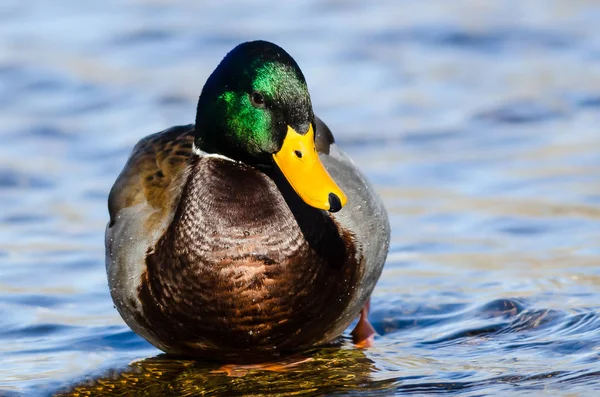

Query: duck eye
[250,91,266,108]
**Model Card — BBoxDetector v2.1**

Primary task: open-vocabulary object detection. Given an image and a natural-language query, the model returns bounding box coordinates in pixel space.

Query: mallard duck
[106,40,390,362]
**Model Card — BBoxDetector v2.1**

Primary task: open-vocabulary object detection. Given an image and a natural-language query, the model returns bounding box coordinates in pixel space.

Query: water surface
[1,1,599,396]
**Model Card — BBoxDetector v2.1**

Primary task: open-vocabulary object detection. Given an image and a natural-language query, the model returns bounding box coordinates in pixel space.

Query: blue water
[1,1,600,396]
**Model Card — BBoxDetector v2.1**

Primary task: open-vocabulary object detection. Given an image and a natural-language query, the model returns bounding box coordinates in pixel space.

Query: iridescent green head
[195,40,314,165]
[194,40,347,212]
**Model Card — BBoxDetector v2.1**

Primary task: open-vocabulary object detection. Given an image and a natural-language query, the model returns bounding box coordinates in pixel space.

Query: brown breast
[136,156,363,362]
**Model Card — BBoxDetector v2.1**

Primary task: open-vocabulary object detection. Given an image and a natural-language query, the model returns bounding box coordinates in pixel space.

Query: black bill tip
[328,193,342,213]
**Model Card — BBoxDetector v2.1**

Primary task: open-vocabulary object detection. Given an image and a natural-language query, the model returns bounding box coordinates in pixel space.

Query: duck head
[194,40,346,213]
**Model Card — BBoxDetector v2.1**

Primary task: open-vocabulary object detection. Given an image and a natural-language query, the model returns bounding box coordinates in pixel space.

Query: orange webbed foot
[211,356,313,377]
[351,299,377,348]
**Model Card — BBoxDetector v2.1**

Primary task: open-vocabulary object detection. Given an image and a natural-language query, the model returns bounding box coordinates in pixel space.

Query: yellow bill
[273,124,347,212]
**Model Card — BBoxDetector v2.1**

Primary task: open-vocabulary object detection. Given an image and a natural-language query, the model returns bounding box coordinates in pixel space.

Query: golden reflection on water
[55,346,384,397]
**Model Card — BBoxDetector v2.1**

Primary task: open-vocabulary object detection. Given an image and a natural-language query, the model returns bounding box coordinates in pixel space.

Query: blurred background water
[1,0,599,396]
